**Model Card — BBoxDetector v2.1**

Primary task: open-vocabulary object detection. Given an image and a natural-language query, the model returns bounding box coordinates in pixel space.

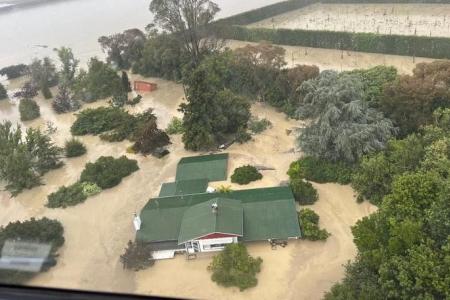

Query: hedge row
[214,25,450,59]
[216,0,450,27]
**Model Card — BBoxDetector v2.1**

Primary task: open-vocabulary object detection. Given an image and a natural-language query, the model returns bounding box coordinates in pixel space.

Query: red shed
[134,81,157,92]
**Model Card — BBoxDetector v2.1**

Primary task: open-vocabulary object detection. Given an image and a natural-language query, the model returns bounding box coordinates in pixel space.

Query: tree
[98,29,146,69]
[14,81,38,99]
[131,110,170,156]
[0,64,28,79]
[55,47,79,85]
[0,83,7,100]
[52,84,81,113]
[296,71,397,163]
[180,55,250,150]
[381,61,450,136]
[208,243,262,291]
[121,71,132,92]
[0,218,64,284]
[149,0,221,64]
[72,58,122,102]
[29,57,58,99]
[0,122,62,195]
[111,88,128,108]
[120,240,155,271]
[290,178,318,205]
[19,98,40,121]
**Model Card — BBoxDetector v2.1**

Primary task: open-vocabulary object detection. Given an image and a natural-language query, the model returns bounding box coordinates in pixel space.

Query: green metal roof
[178,198,243,244]
[175,153,229,182]
[159,179,209,197]
[136,186,301,243]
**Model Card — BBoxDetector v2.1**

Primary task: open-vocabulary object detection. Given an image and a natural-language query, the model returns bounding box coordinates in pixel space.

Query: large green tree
[296,71,396,163]
[55,47,79,85]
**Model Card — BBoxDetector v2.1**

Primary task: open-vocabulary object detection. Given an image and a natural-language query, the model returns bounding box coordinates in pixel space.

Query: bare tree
[149,0,220,63]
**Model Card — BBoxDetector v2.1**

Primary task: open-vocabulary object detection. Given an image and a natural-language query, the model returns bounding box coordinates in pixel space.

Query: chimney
[211,202,218,215]
[133,213,141,231]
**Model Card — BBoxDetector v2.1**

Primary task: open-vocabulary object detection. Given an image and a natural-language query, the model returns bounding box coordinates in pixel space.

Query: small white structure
[133,213,141,231]
[206,186,216,193]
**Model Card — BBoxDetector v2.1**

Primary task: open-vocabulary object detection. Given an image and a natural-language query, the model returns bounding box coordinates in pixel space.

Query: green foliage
[248,117,272,134]
[290,178,318,205]
[165,117,184,135]
[298,208,330,241]
[288,156,353,184]
[14,81,38,99]
[132,33,188,81]
[120,240,155,271]
[0,218,64,284]
[327,110,450,299]
[352,134,425,205]
[296,71,396,163]
[127,94,142,106]
[99,29,146,70]
[73,58,122,103]
[80,156,139,189]
[0,83,7,100]
[121,71,132,92]
[111,88,128,108]
[208,243,262,291]
[131,111,170,156]
[0,64,28,79]
[71,106,135,137]
[80,181,102,197]
[381,61,450,136]
[19,98,40,121]
[52,84,81,114]
[46,182,87,208]
[215,24,450,60]
[55,47,79,85]
[29,57,58,98]
[235,127,252,144]
[346,66,398,107]
[65,138,86,157]
[231,165,262,185]
[217,185,232,193]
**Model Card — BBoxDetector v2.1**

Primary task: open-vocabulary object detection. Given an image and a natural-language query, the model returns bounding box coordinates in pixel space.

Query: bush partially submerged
[71,107,134,136]
[120,240,155,271]
[298,209,330,241]
[0,218,64,284]
[290,178,318,205]
[80,156,139,189]
[165,117,184,135]
[65,138,87,157]
[231,165,263,185]
[19,98,40,121]
[248,117,272,134]
[288,156,353,184]
[0,64,28,79]
[208,243,262,291]
[47,181,101,209]
[0,83,7,100]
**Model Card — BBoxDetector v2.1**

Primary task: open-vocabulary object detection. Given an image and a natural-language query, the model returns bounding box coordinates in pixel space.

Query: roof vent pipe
[211,202,218,215]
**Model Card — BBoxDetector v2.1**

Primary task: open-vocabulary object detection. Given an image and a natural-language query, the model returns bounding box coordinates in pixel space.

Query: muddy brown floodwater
[0,74,376,299]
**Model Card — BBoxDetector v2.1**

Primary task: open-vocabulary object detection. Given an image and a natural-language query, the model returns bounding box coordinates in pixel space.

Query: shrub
[80,182,102,197]
[71,107,135,137]
[19,98,40,121]
[298,209,330,241]
[0,64,28,79]
[80,156,139,189]
[288,156,353,184]
[131,112,170,156]
[120,240,155,271]
[235,127,252,144]
[248,117,272,134]
[231,165,262,185]
[65,138,86,157]
[127,95,142,106]
[290,178,318,205]
[208,243,262,291]
[0,217,64,284]
[217,185,232,193]
[41,85,53,99]
[46,182,87,208]
[0,83,7,100]
[165,117,184,135]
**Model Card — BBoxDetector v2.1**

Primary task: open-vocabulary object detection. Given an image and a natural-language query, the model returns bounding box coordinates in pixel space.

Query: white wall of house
[197,236,238,252]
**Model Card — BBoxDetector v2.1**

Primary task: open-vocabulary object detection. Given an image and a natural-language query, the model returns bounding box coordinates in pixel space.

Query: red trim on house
[197,233,239,240]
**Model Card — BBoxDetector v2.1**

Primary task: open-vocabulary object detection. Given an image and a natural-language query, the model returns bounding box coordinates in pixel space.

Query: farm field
[249,3,450,37]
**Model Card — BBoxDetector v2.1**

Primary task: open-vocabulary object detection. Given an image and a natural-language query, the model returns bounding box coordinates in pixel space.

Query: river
[0,0,282,67]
